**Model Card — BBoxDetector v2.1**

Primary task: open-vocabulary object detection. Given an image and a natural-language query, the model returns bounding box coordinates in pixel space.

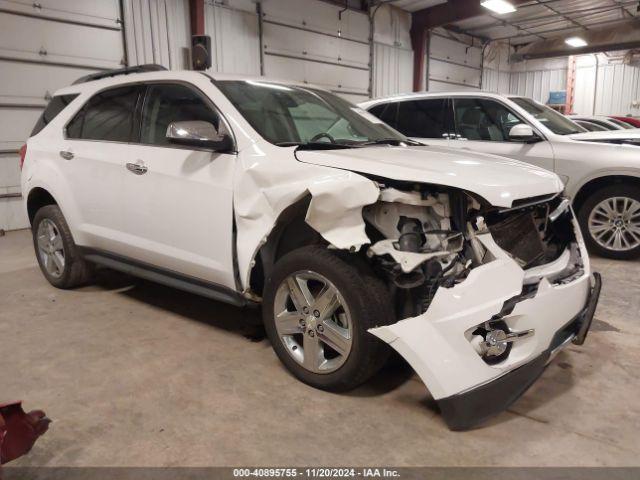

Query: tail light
[19,144,27,170]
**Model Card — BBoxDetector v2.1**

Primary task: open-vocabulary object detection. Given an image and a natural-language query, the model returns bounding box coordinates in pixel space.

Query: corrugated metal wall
[123,0,191,69]
[509,57,567,104]
[0,0,126,231]
[481,46,568,104]
[372,4,412,98]
[261,0,371,103]
[205,0,260,75]
[481,42,511,94]
[574,54,640,116]
[428,30,482,92]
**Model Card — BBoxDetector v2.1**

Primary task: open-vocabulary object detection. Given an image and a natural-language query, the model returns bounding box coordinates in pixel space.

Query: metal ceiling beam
[410,0,531,29]
[460,2,637,37]
[409,0,531,91]
[511,18,640,60]
[534,0,587,30]
[493,16,639,42]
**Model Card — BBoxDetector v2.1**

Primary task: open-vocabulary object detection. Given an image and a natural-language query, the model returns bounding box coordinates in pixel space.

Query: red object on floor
[0,402,51,464]
[610,116,640,128]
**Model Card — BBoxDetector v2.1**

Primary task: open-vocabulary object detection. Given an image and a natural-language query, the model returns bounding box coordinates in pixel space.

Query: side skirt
[79,247,252,308]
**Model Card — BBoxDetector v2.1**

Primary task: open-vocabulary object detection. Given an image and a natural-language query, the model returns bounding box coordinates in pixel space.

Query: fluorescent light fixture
[565,37,588,48]
[481,0,516,14]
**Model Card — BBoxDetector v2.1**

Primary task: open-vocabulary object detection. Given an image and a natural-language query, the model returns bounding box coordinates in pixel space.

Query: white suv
[21,65,600,430]
[361,92,640,259]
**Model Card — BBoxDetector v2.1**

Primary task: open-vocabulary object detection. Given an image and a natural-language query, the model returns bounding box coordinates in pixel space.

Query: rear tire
[577,184,640,260]
[262,245,393,392]
[32,205,93,288]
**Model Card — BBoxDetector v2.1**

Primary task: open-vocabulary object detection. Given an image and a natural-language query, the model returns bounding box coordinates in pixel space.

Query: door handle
[59,150,74,160]
[126,161,148,175]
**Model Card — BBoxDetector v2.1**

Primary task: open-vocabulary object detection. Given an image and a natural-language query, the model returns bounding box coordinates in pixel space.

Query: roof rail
[72,64,168,85]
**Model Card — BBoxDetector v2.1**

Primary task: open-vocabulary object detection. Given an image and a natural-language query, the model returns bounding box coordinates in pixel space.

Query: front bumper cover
[437,272,601,431]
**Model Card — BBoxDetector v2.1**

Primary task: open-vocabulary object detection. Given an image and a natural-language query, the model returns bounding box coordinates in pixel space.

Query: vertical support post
[411,27,428,92]
[189,0,205,36]
[257,1,265,76]
[565,55,576,114]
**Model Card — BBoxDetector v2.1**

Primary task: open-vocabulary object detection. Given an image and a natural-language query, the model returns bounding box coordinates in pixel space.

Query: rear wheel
[32,205,93,288]
[262,246,393,391]
[578,184,640,260]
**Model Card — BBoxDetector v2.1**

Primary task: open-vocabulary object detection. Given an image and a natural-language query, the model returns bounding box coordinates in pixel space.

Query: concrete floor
[1,228,639,467]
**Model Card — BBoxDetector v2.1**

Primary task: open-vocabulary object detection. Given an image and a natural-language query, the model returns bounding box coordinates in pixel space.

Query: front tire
[32,205,93,288]
[262,246,393,392]
[578,184,640,260]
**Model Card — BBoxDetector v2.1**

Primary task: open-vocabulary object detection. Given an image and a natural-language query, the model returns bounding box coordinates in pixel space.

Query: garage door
[428,30,482,92]
[261,0,371,103]
[0,0,125,230]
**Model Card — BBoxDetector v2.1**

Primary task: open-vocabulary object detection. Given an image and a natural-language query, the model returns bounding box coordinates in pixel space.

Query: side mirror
[166,121,232,151]
[509,124,540,143]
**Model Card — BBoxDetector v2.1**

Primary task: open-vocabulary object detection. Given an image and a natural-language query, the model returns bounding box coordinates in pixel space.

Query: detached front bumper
[438,271,601,431]
[369,229,600,430]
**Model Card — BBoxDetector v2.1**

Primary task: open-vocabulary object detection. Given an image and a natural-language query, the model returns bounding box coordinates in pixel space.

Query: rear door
[119,82,237,288]
[62,84,143,253]
[447,97,555,172]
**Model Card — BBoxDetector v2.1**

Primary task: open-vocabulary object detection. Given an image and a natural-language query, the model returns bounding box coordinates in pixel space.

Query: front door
[121,83,237,289]
[447,97,555,172]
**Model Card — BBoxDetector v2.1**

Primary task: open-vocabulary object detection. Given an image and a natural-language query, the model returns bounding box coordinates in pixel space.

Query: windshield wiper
[359,138,424,147]
[275,141,357,150]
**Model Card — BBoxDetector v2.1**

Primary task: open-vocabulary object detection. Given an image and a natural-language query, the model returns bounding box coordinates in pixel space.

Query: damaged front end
[363,183,601,430]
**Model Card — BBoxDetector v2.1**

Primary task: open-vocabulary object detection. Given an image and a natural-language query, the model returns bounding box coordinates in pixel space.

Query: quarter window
[140,84,222,146]
[453,98,523,142]
[31,94,79,136]
[396,99,450,138]
[66,86,141,142]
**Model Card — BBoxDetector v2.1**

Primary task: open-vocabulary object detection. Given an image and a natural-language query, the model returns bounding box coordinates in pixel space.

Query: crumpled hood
[296,145,563,208]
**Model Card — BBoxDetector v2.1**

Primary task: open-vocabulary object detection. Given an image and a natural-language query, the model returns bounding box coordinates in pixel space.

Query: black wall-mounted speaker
[191,35,211,70]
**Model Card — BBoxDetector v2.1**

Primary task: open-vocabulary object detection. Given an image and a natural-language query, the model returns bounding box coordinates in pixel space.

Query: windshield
[511,97,585,135]
[215,80,407,146]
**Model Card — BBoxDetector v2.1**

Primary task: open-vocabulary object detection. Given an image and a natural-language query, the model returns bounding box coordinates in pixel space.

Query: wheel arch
[26,187,59,226]
[249,194,326,297]
[573,174,640,213]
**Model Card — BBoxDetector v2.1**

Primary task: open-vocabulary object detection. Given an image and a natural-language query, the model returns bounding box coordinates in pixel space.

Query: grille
[488,211,545,268]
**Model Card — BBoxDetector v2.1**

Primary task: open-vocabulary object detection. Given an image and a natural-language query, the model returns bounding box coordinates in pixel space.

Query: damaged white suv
[21,66,601,430]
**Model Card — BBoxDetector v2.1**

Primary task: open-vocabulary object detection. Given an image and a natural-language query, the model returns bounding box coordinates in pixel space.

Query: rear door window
[31,94,79,136]
[396,98,450,138]
[66,85,142,142]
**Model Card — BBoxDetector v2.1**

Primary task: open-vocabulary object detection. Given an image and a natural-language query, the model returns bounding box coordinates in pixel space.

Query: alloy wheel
[273,271,353,374]
[588,196,640,251]
[37,219,65,278]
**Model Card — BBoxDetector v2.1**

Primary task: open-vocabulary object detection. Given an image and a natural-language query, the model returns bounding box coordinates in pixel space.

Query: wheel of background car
[309,132,336,143]
[262,245,393,391]
[31,205,94,288]
[577,184,640,260]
